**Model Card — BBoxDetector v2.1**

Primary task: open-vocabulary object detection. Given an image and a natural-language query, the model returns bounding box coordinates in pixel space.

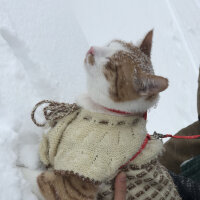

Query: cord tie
[31,100,80,127]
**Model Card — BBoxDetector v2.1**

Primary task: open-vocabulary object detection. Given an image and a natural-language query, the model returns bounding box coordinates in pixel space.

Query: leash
[152,132,200,140]
[120,132,200,169]
[120,134,151,169]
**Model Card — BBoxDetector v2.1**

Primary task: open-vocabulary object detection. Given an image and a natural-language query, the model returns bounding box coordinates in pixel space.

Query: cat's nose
[87,47,94,55]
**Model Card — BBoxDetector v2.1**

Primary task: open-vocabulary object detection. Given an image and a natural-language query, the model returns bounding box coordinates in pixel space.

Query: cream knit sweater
[39,108,181,199]
[40,108,163,182]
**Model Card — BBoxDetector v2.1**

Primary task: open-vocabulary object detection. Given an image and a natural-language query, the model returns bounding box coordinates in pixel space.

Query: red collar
[103,107,147,120]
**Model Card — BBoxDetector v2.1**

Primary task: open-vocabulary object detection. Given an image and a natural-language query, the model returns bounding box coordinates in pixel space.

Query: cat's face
[84,30,168,112]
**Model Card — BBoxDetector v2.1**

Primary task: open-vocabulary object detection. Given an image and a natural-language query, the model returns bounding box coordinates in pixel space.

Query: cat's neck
[76,94,145,117]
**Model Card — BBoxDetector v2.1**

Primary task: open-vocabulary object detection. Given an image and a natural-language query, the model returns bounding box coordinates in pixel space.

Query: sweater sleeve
[39,109,80,167]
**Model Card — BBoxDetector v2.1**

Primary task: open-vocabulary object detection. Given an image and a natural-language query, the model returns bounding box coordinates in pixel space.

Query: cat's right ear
[139,30,153,58]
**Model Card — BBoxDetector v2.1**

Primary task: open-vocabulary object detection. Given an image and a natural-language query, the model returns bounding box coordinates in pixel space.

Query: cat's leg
[37,171,99,200]
[37,171,64,200]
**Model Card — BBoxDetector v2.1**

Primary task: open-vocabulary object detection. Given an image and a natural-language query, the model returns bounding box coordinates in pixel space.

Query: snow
[0,0,199,199]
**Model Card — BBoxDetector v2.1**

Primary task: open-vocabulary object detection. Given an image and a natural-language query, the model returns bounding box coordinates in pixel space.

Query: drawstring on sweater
[31,100,80,127]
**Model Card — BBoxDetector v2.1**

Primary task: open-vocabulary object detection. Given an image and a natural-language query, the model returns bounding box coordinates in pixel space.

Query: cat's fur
[23,30,179,200]
[37,171,98,200]
[79,30,168,115]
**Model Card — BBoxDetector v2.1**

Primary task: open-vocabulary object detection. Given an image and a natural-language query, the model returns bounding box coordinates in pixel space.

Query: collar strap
[119,134,151,169]
[103,107,147,120]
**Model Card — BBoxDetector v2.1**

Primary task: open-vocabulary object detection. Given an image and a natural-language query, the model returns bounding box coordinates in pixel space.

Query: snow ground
[0,0,200,199]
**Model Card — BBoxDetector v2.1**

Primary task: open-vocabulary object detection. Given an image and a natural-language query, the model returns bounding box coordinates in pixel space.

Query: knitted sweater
[39,108,162,181]
[39,108,181,199]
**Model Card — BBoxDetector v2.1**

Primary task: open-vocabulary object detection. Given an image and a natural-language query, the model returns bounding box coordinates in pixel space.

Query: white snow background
[0,0,199,199]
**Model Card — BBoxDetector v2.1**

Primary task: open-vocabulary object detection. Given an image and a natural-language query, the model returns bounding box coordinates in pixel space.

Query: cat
[22,30,181,200]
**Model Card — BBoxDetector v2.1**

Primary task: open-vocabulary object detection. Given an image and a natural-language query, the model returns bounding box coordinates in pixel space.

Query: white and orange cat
[21,30,181,200]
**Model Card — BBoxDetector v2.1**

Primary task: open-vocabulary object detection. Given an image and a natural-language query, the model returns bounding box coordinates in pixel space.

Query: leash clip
[152,131,165,140]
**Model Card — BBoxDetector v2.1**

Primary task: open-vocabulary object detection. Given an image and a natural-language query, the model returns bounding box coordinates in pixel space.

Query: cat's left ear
[134,73,168,96]
[139,30,153,57]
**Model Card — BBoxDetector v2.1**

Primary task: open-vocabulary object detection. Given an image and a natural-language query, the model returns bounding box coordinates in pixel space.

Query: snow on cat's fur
[77,30,168,115]
[20,30,169,200]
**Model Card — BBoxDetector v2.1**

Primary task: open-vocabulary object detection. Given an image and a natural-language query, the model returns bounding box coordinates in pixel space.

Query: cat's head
[84,30,168,113]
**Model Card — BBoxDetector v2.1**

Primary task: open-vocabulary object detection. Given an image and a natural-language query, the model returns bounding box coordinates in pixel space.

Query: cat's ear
[134,73,168,96]
[139,30,153,57]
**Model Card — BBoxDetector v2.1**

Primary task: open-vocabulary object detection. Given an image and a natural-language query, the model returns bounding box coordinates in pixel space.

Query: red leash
[166,134,200,139]
[164,134,200,139]
[119,134,151,169]
[120,133,200,169]
[152,132,200,140]
[103,107,200,168]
